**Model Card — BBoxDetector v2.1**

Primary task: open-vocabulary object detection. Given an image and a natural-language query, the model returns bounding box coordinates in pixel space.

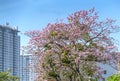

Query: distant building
[20,54,36,81]
[20,55,30,81]
[0,24,20,77]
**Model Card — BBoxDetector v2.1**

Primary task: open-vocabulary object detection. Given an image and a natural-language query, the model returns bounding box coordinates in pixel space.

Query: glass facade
[0,25,20,77]
[20,54,37,81]
[20,55,31,81]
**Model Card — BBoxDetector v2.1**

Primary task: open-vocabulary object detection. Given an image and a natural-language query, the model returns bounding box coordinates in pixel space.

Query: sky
[0,0,120,49]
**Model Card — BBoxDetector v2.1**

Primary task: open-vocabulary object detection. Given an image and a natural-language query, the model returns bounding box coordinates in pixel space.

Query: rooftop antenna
[6,22,9,26]
[14,26,18,30]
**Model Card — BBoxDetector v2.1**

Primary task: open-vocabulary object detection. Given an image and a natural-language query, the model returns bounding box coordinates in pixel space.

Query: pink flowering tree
[25,8,120,81]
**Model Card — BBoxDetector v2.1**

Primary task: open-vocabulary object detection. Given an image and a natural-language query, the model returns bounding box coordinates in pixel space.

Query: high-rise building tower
[20,54,37,81]
[20,54,30,81]
[0,24,20,77]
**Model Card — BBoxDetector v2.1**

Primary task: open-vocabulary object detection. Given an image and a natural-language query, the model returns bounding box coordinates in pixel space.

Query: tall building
[20,54,36,81]
[20,54,30,81]
[0,24,20,77]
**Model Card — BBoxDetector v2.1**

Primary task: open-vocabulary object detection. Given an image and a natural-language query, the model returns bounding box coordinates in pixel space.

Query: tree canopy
[25,8,120,81]
[0,71,19,81]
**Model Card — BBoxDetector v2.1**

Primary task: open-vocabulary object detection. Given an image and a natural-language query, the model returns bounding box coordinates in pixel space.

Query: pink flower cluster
[25,8,120,80]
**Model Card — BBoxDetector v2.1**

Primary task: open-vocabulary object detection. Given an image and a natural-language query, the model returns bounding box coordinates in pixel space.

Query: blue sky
[0,0,120,49]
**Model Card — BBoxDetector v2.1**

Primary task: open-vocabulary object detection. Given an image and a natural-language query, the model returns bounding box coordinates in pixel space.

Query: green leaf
[61,58,71,64]
[91,43,97,48]
[107,73,120,81]
[76,43,84,51]
[100,46,104,51]
[85,54,97,61]
[0,71,19,81]
[82,33,89,40]
[50,30,58,37]
[48,70,58,78]
[44,44,51,50]
[63,50,70,55]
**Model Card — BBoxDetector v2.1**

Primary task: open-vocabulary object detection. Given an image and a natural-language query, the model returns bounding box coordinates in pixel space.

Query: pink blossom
[25,8,119,81]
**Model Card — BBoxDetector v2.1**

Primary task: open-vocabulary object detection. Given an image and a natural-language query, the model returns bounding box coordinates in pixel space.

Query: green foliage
[90,43,97,48]
[86,55,97,61]
[107,73,120,81]
[48,70,58,78]
[0,71,19,81]
[44,43,52,50]
[61,57,71,64]
[50,30,58,37]
[63,50,70,55]
[76,43,84,51]
[82,33,89,41]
